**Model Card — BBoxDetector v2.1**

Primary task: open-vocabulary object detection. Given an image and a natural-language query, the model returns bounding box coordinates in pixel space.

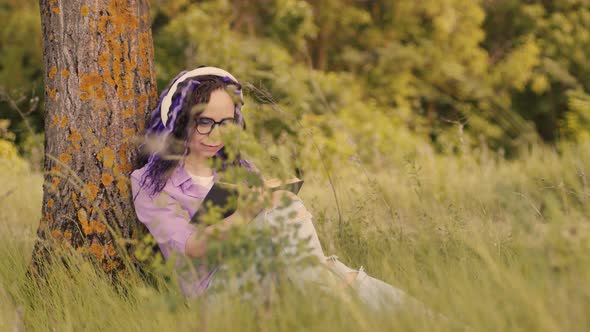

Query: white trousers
[208,197,408,312]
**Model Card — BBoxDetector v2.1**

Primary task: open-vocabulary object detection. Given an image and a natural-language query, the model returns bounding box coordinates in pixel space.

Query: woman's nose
[208,125,222,140]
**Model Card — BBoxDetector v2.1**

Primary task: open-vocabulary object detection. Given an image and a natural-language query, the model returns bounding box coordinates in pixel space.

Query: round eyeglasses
[195,116,239,135]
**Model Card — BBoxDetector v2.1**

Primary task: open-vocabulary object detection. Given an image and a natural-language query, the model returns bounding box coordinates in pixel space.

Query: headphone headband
[160,67,243,126]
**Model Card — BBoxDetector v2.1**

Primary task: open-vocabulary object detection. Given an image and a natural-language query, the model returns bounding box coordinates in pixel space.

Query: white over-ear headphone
[160,67,243,126]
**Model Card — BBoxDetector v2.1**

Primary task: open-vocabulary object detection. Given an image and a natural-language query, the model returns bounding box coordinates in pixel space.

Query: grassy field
[1,141,589,331]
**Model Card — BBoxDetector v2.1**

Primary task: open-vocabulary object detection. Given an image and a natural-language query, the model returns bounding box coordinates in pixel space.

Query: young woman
[130,66,409,311]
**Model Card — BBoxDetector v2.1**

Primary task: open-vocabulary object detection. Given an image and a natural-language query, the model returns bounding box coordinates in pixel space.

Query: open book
[263,177,304,195]
[190,177,304,225]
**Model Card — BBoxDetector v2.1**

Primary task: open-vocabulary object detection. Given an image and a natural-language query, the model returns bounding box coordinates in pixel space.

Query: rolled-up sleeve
[131,175,196,256]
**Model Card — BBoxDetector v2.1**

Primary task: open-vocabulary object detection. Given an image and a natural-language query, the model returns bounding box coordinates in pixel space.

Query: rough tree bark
[30,0,157,278]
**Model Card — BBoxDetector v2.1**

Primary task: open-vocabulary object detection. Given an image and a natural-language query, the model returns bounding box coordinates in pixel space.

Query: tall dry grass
[1,140,589,331]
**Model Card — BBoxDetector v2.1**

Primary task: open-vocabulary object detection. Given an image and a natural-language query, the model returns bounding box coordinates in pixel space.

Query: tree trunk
[30,0,157,278]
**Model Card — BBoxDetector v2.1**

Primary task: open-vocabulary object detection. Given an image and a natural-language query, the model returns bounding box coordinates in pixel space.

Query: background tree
[483,0,590,142]
[6,0,590,169]
[0,0,44,168]
[29,0,157,278]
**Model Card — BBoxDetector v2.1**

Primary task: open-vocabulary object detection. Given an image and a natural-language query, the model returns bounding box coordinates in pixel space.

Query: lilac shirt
[130,162,222,297]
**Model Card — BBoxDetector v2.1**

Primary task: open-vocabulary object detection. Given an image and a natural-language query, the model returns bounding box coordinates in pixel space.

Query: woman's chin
[204,150,219,157]
[199,144,222,155]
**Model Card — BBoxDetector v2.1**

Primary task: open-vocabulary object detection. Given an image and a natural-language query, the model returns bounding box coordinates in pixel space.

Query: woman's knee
[269,190,311,222]
[271,190,300,207]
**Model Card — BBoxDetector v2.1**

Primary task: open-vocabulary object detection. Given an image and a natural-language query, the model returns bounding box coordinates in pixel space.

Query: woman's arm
[131,178,198,257]
[185,210,242,258]
[185,186,271,258]
[131,169,274,261]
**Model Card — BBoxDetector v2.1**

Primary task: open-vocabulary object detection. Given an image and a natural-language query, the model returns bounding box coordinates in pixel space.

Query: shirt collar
[170,161,220,188]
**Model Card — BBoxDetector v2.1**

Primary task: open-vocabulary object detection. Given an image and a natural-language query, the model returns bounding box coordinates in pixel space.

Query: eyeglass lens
[196,117,237,134]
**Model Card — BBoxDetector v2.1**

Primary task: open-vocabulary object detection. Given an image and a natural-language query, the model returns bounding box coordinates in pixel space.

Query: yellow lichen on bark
[48,66,57,79]
[116,179,129,199]
[85,183,99,201]
[95,0,141,105]
[122,128,135,139]
[98,52,110,68]
[38,219,46,232]
[106,244,117,257]
[103,259,121,273]
[95,87,106,100]
[102,69,115,87]
[67,131,82,151]
[79,73,102,101]
[89,220,107,234]
[82,222,93,235]
[88,242,104,260]
[118,163,132,174]
[117,143,132,173]
[99,147,116,168]
[81,5,89,17]
[138,33,152,79]
[48,88,57,101]
[77,208,90,233]
[77,208,87,222]
[67,132,82,141]
[50,177,60,191]
[59,153,72,164]
[121,108,134,119]
[46,212,55,227]
[118,143,129,157]
[101,173,114,186]
[137,95,147,114]
[39,213,53,232]
[107,0,139,32]
[48,0,60,15]
[51,229,62,240]
[61,69,70,78]
[48,167,59,176]
[49,115,58,128]
[59,115,68,128]
[47,198,54,208]
[88,16,95,31]
[80,73,102,88]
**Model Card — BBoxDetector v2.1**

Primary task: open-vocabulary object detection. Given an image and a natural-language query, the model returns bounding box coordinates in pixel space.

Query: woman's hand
[185,185,272,258]
[234,185,272,223]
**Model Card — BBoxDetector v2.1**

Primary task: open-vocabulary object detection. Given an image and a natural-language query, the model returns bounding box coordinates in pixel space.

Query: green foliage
[0,0,43,91]
[0,119,28,172]
[484,0,590,142]
[563,90,590,142]
[0,0,44,142]
[3,0,590,162]
[147,0,590,159]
